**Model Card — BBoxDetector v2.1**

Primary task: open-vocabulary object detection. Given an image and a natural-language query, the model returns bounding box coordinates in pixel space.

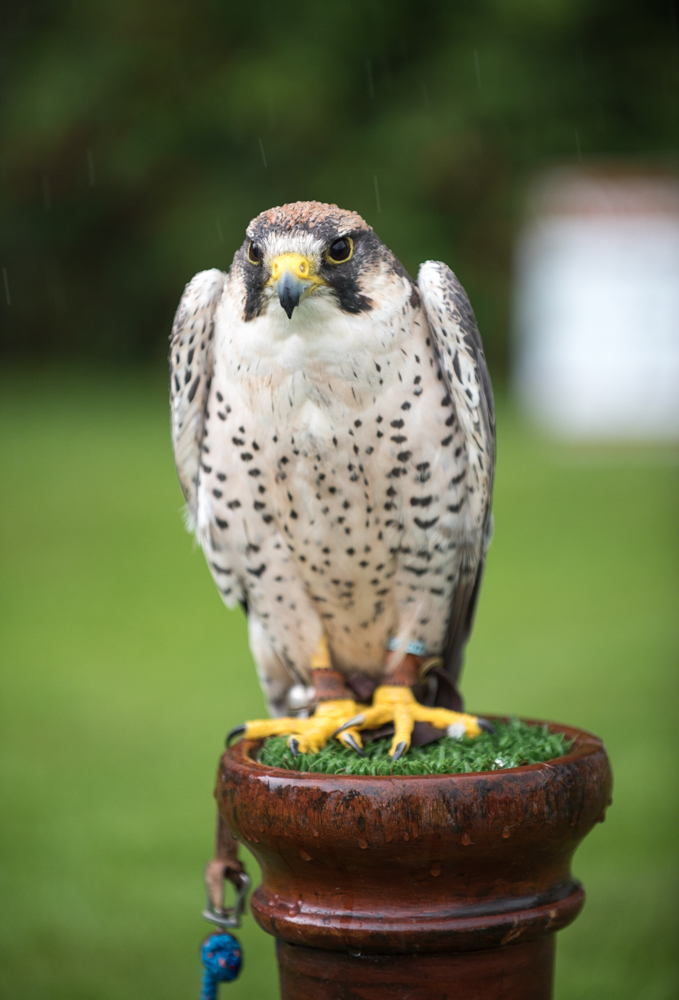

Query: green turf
[0,366,677,1000]
[259,719,572,775]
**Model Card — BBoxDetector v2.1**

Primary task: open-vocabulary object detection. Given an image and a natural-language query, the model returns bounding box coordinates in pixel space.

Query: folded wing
[418,260,496,702]
[169,269,226,525]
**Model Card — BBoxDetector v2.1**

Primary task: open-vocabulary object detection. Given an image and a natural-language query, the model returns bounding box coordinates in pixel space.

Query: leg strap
[385,651,420,687]
[203,812,250,929]
[313,667,351,700]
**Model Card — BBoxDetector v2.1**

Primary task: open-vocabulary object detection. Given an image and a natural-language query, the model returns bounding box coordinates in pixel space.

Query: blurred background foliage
[1,0,677,373]
[1,5,678,1000]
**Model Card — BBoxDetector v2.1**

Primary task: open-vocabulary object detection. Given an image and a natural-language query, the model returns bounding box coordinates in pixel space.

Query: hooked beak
[276,269,307,319]
[269,252,324,319]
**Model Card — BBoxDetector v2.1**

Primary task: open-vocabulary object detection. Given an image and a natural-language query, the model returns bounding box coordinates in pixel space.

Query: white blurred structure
[512,167,679,439]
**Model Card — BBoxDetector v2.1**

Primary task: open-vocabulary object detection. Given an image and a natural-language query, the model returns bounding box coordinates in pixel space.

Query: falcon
[170,201,495,759]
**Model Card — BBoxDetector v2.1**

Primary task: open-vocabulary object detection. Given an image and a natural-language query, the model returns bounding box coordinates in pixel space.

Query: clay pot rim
[235,716,604,781]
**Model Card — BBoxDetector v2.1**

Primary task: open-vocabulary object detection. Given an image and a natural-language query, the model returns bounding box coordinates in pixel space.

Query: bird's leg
[228,637,366,756]
[335,648,493,760]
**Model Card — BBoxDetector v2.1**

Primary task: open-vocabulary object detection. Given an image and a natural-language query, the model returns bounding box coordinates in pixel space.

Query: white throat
[217,266,416,422]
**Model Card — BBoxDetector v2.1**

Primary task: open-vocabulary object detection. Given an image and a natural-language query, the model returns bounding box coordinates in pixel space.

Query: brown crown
[248,201,370,235]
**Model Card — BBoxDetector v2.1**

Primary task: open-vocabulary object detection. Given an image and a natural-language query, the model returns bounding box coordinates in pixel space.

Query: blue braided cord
[387,637,427,657]
[200,932,242,1000]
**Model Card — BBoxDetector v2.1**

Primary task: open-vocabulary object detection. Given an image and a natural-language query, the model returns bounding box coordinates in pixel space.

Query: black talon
[391,741,407,761]
[342,733,366,757]
[226,724,246,747]
[478,717,496,734]
[289,737,300,758]
[333,714,365,736]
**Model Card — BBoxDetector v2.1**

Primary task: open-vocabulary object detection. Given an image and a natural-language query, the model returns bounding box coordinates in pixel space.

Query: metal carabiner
[203,860,251,930]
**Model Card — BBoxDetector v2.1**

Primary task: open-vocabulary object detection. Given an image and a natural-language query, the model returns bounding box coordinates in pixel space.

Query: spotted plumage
[170,201,494,720]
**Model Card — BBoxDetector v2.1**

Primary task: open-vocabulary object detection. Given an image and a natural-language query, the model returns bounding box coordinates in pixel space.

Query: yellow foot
[335,686,494,759]
[228,699,367,756]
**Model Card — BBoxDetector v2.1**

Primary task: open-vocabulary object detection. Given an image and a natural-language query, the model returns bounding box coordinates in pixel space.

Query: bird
[169,201,495,760]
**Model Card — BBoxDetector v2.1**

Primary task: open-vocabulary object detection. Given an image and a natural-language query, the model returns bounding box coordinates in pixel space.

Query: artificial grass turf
[0,367,677,1000]
[258,718,572,775]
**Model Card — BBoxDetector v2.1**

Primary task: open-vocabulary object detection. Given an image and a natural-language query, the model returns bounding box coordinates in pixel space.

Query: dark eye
[326,236,353,264]
[247,241,262,265]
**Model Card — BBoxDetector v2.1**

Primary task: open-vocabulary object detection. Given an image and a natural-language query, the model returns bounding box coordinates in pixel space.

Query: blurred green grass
[0,366,676,1000]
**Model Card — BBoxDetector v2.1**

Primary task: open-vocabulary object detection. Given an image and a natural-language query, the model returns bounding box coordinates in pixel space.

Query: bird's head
[233,201,410,326]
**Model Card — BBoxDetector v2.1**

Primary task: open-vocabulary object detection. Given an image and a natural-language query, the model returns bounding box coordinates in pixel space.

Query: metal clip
[418,656,443,682]
[203,862,251,930]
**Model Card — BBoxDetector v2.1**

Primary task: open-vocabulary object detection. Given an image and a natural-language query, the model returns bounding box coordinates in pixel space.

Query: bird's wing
[169,268,226,525]
[417,260,496,704]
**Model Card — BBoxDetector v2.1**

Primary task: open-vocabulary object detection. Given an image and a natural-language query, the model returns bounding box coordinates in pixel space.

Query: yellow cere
[268,252,325,287]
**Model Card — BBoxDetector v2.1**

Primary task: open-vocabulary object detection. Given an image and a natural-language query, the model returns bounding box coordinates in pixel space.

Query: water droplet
[299,849,312,861]
[430,862,442,877]
[502,826,511,839]
[358,838,368,849]
[474,49,482,90]
[461,832,471,846]
[403,832,410,841]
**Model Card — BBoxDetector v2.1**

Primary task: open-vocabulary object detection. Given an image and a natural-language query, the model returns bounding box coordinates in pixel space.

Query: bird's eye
[247,241,263,265]
[326,236,353,264]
